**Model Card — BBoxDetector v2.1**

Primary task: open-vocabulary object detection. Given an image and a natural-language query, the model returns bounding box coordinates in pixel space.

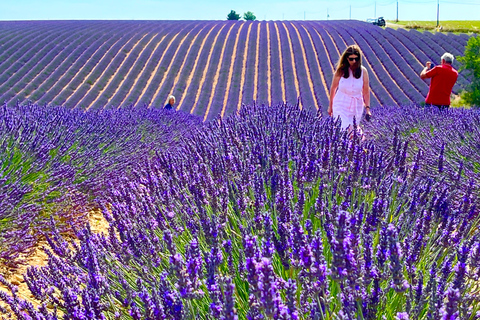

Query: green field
[386,20,480,33]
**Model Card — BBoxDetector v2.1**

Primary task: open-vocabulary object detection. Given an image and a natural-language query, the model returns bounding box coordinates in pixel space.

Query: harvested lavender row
[1,103,478,319]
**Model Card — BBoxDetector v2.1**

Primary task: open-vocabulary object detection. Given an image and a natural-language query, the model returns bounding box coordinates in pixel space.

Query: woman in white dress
[328,45,371,131]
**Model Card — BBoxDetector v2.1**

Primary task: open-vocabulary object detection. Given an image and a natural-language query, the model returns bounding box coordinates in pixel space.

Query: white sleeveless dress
[332,66,366,129]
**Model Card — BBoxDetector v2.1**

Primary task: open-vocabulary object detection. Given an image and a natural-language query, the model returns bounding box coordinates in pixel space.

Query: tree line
[227,10,256,21]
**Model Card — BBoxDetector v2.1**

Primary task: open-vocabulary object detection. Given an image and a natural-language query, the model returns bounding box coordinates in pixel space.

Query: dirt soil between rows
[0,209,110,316]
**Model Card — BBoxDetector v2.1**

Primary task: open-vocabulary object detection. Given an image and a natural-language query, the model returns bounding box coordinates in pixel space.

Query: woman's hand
[365,106,372,121]
[328,105,333,116]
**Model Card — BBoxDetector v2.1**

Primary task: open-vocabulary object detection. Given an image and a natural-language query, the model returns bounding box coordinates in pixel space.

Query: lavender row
[88,29,166,110]
[276,21,299,105]
[256,21,269,106]
[171,23,222,111]
[180,22,232,117]
[146,22,204,108]
[206,22,243,121]
[176,23,223,112]
[11,22,109,106]
[64,22,162,108]
[239,21,259,108]
[35,24,133,107]
[294,22,330,110]
[53,27,135,108]
[266,21,284,107]
[284,22,317,110]
[0,24,88,100]
[0,22,54,72]
[73,24,159,109]
[223,22,250,116]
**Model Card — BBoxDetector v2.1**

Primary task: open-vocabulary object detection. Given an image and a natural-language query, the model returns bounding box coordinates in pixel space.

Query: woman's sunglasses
[348,57,360,62]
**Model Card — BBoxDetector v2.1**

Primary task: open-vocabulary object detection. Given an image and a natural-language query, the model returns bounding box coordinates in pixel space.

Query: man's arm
[420,61,431,79]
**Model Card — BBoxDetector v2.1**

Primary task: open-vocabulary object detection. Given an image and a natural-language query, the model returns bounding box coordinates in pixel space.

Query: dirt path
[386,22,407,29]
[0,209,110,315]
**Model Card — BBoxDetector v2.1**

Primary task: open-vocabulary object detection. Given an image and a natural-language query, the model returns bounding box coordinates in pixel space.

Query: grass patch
[387,20,480,33]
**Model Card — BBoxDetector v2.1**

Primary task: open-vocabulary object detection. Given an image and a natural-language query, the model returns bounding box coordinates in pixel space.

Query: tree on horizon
[227,10,241,20]
[243,11,256,21]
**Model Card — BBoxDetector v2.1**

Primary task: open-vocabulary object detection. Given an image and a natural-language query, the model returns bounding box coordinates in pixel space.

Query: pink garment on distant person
[332,67,365,129]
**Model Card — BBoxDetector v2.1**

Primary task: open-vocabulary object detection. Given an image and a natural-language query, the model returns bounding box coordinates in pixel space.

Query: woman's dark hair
[335,45,363,79]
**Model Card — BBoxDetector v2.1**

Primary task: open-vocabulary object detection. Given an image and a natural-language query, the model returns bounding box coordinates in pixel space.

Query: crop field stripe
[297,25,331,94]
[281,22,303,109]
[343,24,421,103]
[382,28,424,75]
[236,22,254,113]
[307,25,336,88]
[221,23,246,118]
[83,33,149,110]
[363,26,427,98]
[159,24,210,109]
[0,24,86,96]
[111,28,173,108]
[0,27,89,104]
[129,22,191,107]
[289,22,321,110]
[43,25,132,107]
[96,32,160,109]
[54,33,129,108]
[72,25,155,109]
[117,32,170,108]
[176,23,219,111]
[63,27,142,108]
[273,22,287,104]
[203,22,238,121]
[147,26,197,109]
[25,32,113,106]
[188,23,227,114]
[267,23,272,106]
[14,22,108,105]
[328,25,389,106]
[253,22,261,103]
[135,25,189,107]
[0,23,54,71]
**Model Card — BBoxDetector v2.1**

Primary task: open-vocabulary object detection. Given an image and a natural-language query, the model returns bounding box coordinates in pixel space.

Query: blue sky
[1,0,479,21]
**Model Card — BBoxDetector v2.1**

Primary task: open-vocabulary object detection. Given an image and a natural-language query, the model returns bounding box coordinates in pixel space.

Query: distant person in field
[420,52,458,110]
[164,95,175,110]
[328,45,371,130]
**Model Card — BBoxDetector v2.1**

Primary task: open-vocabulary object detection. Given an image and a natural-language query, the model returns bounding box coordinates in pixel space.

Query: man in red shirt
[420,52,458,110]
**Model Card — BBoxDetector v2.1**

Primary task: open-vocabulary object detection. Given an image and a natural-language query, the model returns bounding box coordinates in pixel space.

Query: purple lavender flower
[440,286,460,320]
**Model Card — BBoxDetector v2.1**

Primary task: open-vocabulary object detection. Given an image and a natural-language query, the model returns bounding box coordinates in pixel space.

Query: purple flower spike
[440,286,460,320]
[395,312,410,320]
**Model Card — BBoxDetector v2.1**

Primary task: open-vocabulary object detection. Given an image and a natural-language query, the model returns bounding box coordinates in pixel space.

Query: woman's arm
[328,72,341,116]
[362,67,371,116]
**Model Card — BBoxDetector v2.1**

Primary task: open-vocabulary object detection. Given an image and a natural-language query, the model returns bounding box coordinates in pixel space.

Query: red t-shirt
[424,64,458,105]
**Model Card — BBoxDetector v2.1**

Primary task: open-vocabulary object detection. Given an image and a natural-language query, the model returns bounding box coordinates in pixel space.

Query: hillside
[0,20,473,120]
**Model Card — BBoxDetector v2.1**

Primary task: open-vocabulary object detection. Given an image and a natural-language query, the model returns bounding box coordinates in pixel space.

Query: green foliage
[458,36,480,107]
[227,10,240,20]
[243,11,256,21]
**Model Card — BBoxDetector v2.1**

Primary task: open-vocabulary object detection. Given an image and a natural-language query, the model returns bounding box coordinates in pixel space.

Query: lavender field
[0,19,479,320]
[0,102,479,319]
[0,20,473,121]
